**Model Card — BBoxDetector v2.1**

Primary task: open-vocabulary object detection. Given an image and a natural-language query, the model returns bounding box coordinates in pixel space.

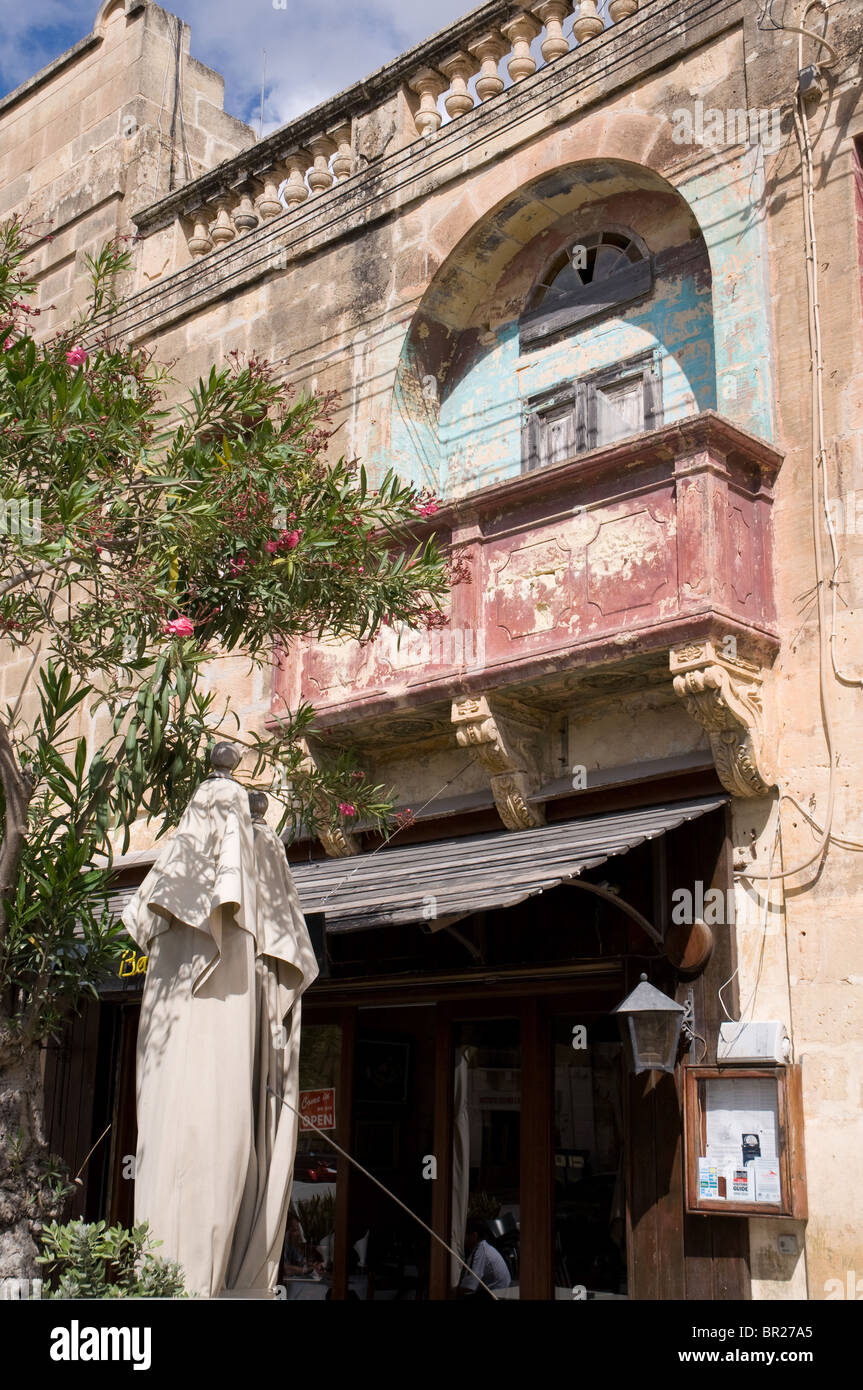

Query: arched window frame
[519,226,654,349]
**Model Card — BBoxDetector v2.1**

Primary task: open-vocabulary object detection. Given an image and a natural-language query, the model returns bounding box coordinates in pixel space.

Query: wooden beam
[429,1004,455,1300]
[330,1007,356,1300]
[519,997,552,1299]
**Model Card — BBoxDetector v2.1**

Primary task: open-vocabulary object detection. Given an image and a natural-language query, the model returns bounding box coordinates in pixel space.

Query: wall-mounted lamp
[613,974,693,1075]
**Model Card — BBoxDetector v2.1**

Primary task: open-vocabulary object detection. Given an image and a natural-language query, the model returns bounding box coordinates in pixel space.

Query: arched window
[520,228,653,348]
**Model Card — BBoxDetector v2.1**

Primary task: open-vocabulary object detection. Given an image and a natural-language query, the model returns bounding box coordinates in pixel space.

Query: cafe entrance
[280,786,750,1301]
[289,987,629,1300]
[49,780,751,1300]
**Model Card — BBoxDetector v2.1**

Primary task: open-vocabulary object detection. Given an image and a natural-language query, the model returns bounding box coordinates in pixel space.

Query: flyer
[698,1157,720,1199]
[753,1158,781,1203]
[732,1167,752,1199]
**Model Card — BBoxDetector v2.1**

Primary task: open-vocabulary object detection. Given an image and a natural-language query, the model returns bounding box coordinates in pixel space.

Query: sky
[0,0,484,131]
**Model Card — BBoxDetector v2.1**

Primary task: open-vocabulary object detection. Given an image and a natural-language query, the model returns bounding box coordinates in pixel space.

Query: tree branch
[0,556,75,598]
[0,718,34,947]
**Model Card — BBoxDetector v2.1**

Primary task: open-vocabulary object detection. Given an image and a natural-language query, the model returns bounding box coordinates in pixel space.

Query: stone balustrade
[145,1,642,258]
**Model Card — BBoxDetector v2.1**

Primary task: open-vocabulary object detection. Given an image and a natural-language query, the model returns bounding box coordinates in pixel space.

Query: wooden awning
[290,795,726,934]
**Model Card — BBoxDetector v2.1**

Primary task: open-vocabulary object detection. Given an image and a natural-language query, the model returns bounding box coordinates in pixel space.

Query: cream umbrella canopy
[122,744,318,1297]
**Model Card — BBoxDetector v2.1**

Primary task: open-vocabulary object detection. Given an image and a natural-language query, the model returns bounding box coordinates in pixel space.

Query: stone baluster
[210,197,236,248]
[307,133,337,193]
[329,121,353,180]
[533,0,574,63]
[301,134,334,195]
[608,0,638,20]
[572,0,605,41]
[467,31,508,102]
[256,161,287,220]
[232,184,260,234]
[501,11,542,81]
[187,207,213,258]
[439,50,480,120]
[283,149,313,207]
[409,68,448,138]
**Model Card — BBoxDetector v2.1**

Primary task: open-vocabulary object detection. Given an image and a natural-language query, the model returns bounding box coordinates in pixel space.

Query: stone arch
[391,156,719,496]
[93,0,142,39]
[391,131,776,495]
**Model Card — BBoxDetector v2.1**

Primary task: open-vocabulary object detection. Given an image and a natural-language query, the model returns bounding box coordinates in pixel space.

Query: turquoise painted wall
[678,145,775,444]
[435,261,716,498]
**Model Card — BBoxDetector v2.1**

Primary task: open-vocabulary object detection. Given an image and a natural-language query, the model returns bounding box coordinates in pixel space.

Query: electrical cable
[776,790,863,851]
[176,23,194,186]
[152,39,172,200]
[746,62,845,882]
[719,800,780,1021]
[758,0,839,62]
[799,10,863,688]
[168,16,182,192]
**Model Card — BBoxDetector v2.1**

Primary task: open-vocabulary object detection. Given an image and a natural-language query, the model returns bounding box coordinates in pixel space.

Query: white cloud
[0,0,84,98]
[0,0,476,117]
[3,1,613,135]
[161,0,476,128]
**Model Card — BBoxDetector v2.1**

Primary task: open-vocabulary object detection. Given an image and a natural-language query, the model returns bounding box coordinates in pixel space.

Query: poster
[701,1077,781,1203]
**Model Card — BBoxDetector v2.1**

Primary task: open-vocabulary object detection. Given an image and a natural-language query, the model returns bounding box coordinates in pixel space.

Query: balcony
[274,413,781,745]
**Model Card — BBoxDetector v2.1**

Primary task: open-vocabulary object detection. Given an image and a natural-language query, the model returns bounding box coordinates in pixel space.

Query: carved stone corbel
[297,739,361,857]
[451,695,545,830]
[670,640,775,798]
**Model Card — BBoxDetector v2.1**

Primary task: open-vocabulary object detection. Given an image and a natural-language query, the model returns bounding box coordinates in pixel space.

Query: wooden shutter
[644,356,664,432]
[521,410,542,472]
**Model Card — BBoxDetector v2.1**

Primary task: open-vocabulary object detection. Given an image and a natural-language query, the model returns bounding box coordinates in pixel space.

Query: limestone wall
[3,0,863,1298]
[0,0,253,334]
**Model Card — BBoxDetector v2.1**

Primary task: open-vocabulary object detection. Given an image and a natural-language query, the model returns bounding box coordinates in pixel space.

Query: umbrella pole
[267,1084,499,1299]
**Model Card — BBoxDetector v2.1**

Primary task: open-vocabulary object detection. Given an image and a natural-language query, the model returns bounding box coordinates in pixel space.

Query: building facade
[3,0,863,1299]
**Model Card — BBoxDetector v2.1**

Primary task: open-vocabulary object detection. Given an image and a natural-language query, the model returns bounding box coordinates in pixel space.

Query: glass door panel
[452,1019,521,1299]
[283,1021,343,1300]
[552,1015,627,1299]
[351,1006,436,1300]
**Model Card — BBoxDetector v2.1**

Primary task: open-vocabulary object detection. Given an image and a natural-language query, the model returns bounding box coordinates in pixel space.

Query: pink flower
[265,539,279,553]
[228,554,247,575]
[65,346,88,366]
[163,617,194,637]
[279,529,301,550]
[338,802,357,817]
[2,337,12,351]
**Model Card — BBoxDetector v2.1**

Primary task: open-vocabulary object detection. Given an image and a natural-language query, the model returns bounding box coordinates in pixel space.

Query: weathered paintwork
[278,413,781,732]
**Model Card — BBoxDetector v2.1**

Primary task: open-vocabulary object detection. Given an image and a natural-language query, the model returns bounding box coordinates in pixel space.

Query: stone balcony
[132,1,645,260]
[273,413,783,829]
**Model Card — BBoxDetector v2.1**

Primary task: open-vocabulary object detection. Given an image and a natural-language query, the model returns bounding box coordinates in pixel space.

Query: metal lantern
[613,973,685,1074]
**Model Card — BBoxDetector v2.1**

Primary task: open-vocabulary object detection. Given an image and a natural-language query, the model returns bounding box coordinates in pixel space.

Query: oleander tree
[0,216,455,1278]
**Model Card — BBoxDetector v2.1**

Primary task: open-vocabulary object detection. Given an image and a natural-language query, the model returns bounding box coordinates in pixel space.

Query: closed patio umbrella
[122,743,318,1297]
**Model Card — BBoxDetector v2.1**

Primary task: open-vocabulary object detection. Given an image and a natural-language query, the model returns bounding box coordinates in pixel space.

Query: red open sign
[299,1088,336,1132]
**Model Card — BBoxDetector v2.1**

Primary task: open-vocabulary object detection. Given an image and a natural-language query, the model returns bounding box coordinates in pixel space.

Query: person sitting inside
[281,1211,324,1279]
[457,1218,512,1298]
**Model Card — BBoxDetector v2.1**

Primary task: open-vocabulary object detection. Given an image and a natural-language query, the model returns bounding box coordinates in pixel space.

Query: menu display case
[683,1064,807,1219]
